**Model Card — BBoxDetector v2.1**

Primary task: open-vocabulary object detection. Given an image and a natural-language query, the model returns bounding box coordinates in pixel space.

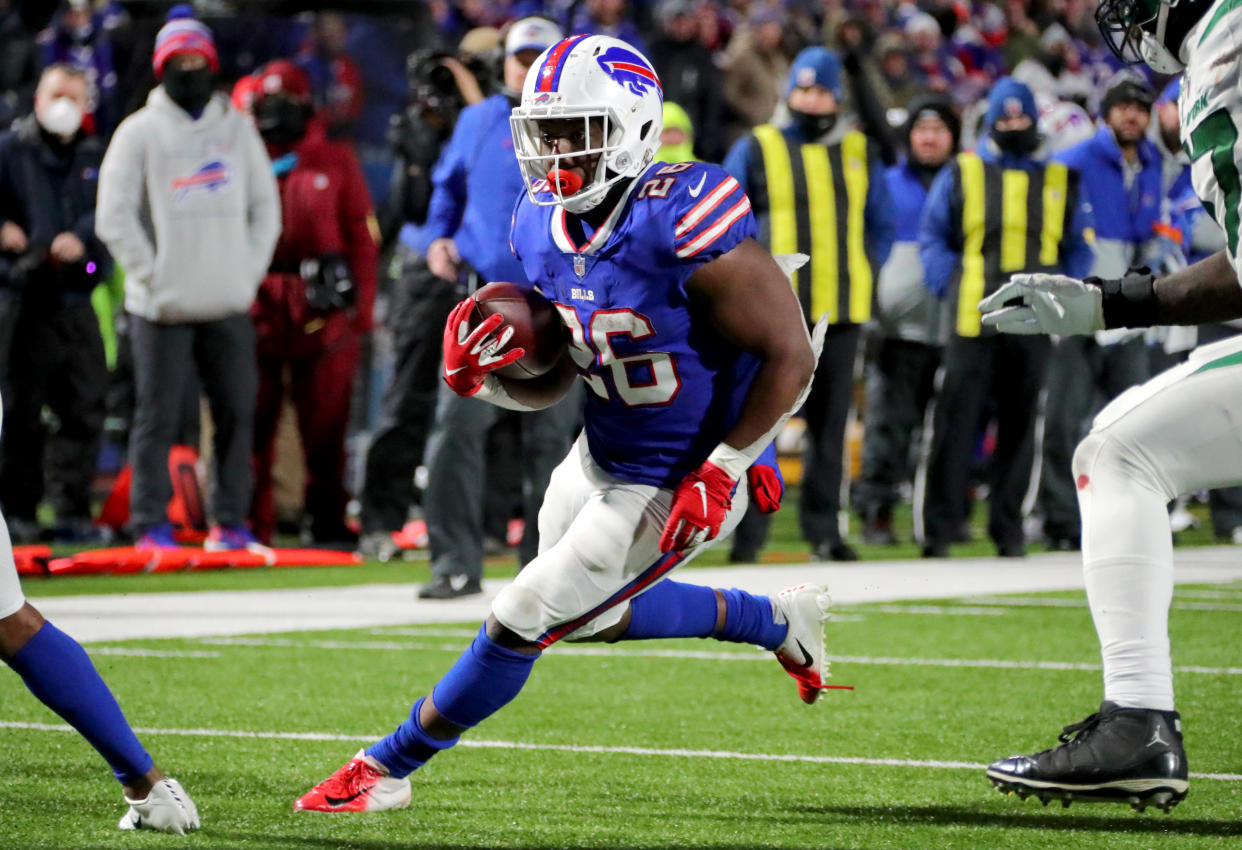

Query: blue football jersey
[510,160,760,488]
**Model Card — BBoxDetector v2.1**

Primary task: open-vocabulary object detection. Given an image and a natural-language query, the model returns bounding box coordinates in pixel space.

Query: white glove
[978,273,1104,336]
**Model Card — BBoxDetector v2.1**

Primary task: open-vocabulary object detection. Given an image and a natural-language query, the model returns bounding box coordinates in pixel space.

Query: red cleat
[294,750,411,812]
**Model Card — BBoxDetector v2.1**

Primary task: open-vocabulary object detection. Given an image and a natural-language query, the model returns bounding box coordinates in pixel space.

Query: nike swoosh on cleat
[688,173,708,197]
[323,788,371,808]
[793,639,813,668]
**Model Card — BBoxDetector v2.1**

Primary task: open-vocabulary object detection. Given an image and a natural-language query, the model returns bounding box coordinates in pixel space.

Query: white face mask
[37,96,84,139]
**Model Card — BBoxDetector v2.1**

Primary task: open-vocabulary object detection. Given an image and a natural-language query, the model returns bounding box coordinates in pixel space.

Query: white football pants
[491,435,748,646]
[1075,334,1242,710]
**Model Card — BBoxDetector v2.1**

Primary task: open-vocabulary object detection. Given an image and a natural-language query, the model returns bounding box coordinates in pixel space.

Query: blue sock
[717,588,787,651]
[365,697,456,779]
[8,622,153,785]
[367,624,539,778]
[621,580,719,639]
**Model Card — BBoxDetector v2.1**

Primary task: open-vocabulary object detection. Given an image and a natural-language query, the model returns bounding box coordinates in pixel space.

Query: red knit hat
[152,5,219,79]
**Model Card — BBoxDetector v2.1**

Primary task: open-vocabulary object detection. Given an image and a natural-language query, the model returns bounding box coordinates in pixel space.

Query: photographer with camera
[0,63,110,543]
[248,59,378,546]
[358,18,578,591]
[357,28,503,560]
[379,34,498,248]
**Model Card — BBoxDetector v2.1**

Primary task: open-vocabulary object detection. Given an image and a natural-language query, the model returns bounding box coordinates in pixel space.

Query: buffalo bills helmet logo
[596,46,661,97]
[172,159,232,201]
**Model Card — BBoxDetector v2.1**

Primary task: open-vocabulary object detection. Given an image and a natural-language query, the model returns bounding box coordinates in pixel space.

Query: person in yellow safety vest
[723,46,895,563]
[915,77,1094,559]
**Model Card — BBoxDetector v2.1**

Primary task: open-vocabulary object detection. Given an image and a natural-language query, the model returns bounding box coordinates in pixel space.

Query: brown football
[469,281,567,379]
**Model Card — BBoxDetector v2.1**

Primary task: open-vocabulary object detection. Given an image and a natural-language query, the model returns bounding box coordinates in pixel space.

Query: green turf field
[3,579,1241,849]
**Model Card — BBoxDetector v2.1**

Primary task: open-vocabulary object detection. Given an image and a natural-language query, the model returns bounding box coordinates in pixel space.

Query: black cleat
[813,541,859,562]
[987,701,1188,813]
[417,575,483,600]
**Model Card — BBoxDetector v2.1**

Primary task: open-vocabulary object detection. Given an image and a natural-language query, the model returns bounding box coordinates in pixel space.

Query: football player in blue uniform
[295,35,833,813]
[0,403,199,833]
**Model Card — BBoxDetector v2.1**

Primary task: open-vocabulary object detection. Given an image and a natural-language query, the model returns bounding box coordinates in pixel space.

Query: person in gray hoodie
[95,7,279,550]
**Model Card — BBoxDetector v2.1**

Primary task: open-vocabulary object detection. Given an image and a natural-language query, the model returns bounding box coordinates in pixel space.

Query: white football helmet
[510,34,664,214]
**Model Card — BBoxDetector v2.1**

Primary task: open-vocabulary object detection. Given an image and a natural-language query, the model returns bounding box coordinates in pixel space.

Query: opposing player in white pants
[295,35,838,815]
[976,0,1242,813]
[0,392,198,833]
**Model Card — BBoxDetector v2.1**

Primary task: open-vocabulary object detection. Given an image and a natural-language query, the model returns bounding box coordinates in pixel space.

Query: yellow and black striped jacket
[944,151,1081,338]
[741,124,883,325]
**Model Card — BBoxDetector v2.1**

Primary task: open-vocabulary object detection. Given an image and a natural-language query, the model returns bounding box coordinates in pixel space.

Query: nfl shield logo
[573,255,586,277]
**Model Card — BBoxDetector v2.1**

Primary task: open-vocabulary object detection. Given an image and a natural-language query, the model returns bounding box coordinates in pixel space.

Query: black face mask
[993,125,1040,155]
[790,108,837,140]
[162,66,214,115]
[255,97,309,146]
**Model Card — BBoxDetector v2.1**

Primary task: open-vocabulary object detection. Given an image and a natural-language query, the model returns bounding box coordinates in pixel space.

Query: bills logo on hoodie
[172,158,232,202]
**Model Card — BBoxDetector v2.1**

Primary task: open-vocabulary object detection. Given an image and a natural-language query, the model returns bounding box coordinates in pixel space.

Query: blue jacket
[723,123,894,268]
[1055,126,1162,278]
[887,159,931,242]
[919,139,1095,299]
[414,94,529,285]
[874,159,947,343]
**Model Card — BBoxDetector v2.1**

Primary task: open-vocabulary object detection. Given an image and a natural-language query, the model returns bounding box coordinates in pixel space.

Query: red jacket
[254,121,378,354]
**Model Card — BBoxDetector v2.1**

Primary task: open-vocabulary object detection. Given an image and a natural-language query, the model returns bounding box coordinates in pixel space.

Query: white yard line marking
[89,647,220,658]
[370,628,481,638]
[844,605,1007,616]
[193,637,1242,676]
[3,720,1237,782]
[965,596,1242,613]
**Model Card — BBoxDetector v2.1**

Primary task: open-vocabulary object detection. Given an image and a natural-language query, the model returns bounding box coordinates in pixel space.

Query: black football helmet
[1095,0,1216,73]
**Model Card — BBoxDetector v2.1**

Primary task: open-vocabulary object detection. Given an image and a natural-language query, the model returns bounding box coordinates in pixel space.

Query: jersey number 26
[554,305,681,407]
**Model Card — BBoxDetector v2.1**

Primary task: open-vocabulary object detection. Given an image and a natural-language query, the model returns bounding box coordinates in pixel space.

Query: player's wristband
[706,443,750,481]
[1090,267,1158,330]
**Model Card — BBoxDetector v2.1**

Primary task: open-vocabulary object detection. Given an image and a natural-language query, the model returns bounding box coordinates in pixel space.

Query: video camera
[404,48,499,125]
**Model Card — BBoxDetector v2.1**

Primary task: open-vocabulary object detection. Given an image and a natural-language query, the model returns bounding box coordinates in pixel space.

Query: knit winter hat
[905,94,961,151]
[153,4,218,79]
[1099,70,1155,117]
[787,47,842,98]
[984,77,1037,128]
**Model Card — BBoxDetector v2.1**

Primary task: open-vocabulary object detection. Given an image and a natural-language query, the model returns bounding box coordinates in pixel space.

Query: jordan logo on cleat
[1147,728,1168,748]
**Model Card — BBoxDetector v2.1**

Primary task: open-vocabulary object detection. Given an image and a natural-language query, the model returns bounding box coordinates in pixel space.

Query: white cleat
[771,584,834,704]
[118,777,200,834]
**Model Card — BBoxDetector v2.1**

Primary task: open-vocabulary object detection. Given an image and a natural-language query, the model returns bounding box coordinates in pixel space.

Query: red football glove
[442,297,525,397]
[747,464,784,514]
[659,461,737,553]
